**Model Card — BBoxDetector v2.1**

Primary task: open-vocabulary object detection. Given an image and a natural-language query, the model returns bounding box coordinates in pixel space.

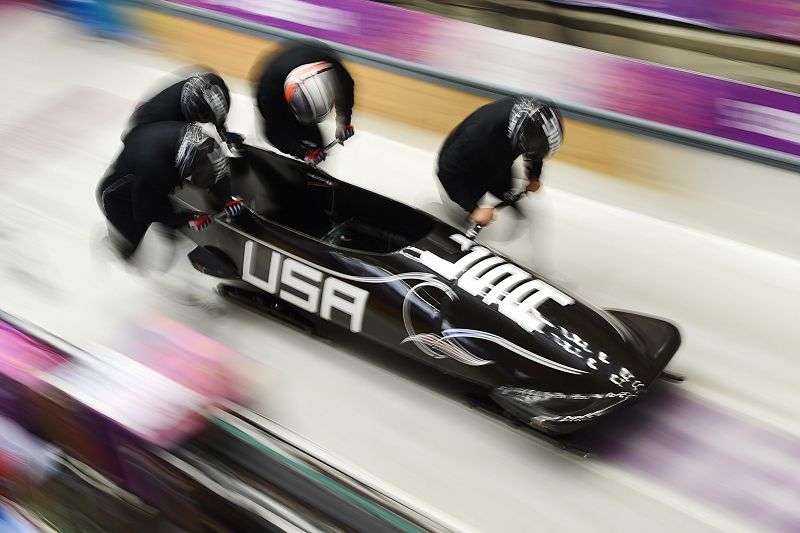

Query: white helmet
[284,61,337,124]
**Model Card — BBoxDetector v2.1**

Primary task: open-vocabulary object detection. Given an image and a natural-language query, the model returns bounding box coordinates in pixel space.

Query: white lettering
[242,240,369,333]
[242,240,281,293]
[420,246,491,280]
[417,234,574,333]
[451,234,476,252]
[500,280,573,333]
[451,246,492,276]
[458,257,506,295]
[321,278,369,333]
[279,258,323,313]
[483,265,530,305]
[418,252,461,280]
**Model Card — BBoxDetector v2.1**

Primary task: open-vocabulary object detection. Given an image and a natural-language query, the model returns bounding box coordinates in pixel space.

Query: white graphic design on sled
[396,252,586,373]
[242,240,369,332]
[415,234,574,333]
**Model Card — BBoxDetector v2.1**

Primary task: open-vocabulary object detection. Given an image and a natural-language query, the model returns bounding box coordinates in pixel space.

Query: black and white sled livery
[173,143,681,435]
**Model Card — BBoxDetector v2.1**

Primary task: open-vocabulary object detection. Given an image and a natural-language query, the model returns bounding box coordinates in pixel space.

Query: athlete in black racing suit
[254,40,355,165]
[437,97,564,226]
[97,122,242,261]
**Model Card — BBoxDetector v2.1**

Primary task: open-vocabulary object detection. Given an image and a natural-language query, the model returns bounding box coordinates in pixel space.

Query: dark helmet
[507,97,564,159]
[180,73,231,129]
[284,61,337,124]
[176,124,229,189]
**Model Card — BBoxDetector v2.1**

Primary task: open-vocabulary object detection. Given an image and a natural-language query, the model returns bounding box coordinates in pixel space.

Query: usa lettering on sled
[242,240,369,333]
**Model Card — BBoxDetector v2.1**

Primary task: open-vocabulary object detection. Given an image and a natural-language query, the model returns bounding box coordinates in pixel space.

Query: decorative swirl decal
[441,329,588,375]
[399,280,495,366]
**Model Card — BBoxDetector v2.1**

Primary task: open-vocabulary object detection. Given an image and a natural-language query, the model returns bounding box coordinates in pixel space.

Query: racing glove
[304,148,326,166]
[224,196,244,217]
[224,132,246,158]
[223,131,245,146]
[335,123,355,142]
[188,213,211,232]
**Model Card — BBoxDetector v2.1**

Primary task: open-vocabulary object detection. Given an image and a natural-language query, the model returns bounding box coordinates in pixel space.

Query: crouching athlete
[97,122,245,262]
[254,39,355,166]
[437,96,564,227]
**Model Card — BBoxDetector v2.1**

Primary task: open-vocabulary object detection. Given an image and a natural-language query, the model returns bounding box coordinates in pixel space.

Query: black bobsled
[172,144,681,435]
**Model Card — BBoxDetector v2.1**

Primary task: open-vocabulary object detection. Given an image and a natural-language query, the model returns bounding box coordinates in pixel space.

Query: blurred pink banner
[1,313,242,448]
[0,319,69,428]
[40,316,243,447]
[0,320,68,386]
[172,0,800,161]
[546,0,800,43]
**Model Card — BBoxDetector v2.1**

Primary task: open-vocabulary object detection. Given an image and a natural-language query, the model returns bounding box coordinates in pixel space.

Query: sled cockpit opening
[234,146,435,254]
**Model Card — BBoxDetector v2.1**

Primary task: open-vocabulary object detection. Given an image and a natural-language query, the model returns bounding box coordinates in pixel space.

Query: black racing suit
[97,122,232,258]
[255,41,355,158]
[437,98,543,213]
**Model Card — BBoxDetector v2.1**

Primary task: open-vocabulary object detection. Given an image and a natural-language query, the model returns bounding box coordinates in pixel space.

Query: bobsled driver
[255,40,355,166]
[97,122,244,262]
[124,71,244,146]
[437,96,564,226]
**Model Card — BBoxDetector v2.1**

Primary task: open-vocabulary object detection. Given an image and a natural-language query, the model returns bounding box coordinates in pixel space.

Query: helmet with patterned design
[507,97,564,159]
[180,73,231,129]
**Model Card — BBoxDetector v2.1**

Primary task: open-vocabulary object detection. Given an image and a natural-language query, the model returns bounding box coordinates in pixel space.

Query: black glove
[501,191,524,205]
[224,132,245,145]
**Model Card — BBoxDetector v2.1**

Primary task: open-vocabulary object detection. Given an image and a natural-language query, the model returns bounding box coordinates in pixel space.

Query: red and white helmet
[284,61,337,124]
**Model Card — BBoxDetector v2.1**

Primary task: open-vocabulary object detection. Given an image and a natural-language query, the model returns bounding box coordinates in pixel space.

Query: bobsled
[173,143,681,435]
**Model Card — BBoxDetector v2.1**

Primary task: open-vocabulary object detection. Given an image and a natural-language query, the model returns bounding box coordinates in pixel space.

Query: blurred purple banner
[546,0,800,43]
[173,0,800,159]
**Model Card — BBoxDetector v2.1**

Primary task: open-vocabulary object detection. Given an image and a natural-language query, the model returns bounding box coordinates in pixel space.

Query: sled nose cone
[607,310,681,376]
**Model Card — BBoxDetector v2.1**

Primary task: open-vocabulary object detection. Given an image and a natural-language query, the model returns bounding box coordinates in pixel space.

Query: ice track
[0,9,798,533]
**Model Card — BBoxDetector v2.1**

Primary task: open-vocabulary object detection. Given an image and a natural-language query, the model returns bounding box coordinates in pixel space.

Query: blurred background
[0,0,798,531]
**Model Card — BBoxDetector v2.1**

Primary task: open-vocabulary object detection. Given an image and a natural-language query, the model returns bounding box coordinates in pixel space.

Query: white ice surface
[0,9,798,533]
